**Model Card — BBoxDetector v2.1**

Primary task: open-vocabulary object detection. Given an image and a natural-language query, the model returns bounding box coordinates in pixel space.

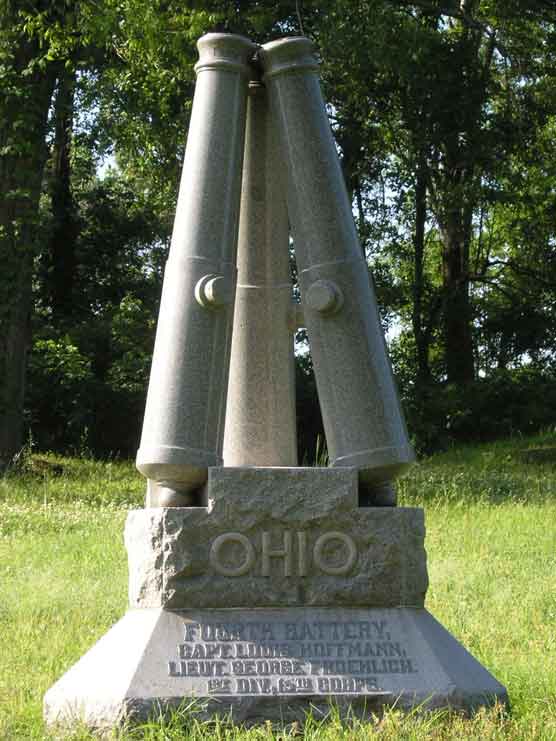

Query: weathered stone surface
[125,467,428,609]
[135,33,257,496]
[44,607,508,729]
[223,76,297,468]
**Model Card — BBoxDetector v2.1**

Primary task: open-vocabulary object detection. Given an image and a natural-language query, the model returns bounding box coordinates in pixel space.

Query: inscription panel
[167,614,418,697]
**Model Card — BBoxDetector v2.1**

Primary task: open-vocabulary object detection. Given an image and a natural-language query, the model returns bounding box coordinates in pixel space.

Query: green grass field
[1,434,556,740]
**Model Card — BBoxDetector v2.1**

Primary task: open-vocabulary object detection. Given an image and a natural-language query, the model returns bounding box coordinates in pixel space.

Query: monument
[44,33,508,729]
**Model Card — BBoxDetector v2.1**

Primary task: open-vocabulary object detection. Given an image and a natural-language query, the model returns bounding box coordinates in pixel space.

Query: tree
[4,0,556,460]
[0,0,138,462]
[314,0,556,386]
[43,67,79,321]
[0,1,58,465]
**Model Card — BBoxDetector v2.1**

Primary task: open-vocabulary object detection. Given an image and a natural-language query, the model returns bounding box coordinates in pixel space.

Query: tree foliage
[1,0,556,463]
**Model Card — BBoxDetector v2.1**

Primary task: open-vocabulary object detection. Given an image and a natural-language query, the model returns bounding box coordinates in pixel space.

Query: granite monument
[44,33,508,729]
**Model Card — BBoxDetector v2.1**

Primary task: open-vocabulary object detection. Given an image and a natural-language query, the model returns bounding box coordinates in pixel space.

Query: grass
[0,432,555,739]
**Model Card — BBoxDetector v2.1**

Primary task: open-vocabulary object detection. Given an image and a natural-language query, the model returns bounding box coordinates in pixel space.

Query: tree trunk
[412,158,431,383]
[337,125,368,260]
[0,27,56,466]
[439,207,475,384]
[48,67,78,321]
[337,125,360,207]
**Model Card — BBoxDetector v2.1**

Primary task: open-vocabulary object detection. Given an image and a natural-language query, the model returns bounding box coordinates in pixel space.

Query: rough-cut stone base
[125,467,428,609]
[44,607,508,729]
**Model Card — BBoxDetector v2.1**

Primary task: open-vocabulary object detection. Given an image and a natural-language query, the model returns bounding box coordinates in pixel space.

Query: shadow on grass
[42,696,515,741]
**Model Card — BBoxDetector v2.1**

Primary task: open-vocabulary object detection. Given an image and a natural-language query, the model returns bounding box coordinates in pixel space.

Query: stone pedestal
[44,469,508,729]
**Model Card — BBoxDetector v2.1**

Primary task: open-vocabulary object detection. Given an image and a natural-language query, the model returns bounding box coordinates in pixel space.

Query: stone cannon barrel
[136,33,257,503]
[223,76,297,467]
[260,38,414,497]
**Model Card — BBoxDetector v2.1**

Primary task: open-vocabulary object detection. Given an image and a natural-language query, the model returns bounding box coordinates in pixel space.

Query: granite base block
[125,467,428,609]
[43,607,508,729]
